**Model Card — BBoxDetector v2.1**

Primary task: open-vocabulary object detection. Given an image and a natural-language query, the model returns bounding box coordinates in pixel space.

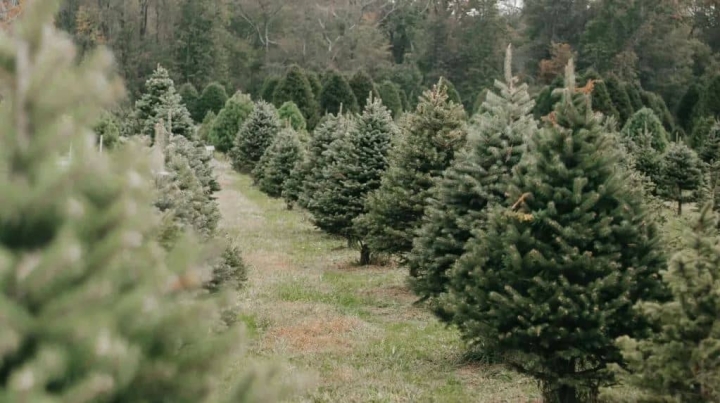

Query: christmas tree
[0,2,276,400]
[197,110,216,143]
[166,135,220,195]
[197,82,228,122]
[307,71,323,100]
[445,60,667,402]
[230,101,281,173]
[378,80,404,118]
[625,83,644,111]
[320,70,359,115]
[661,142,703,216]
[605,74,634,123]
[273,65,318,129]
[178,82,200,121]
[253,127,303,198]
[356,79,467,258]
[260,76,281,102]
[278,101,307,131]
[618,204,720,402]
[409,45,536,318]
[439,77,462,106]
[308,97,397,264]
[349,70,379,111]
[209,91,254,152]
[705,75,720,118]
[622,107,670,152]
[282,150,308,210]
[699,121,720,165]
[134,65,195,139]
[581,70,618,121]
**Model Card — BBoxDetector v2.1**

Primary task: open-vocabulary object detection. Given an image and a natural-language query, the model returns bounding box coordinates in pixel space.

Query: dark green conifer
[677,83,702,133]
[178,82,200,121]
[625,82,643,111]
[278,101,307,131]
[230,101,281,173]
[253,127,303,198]
[134,65,195,139]
[197,81,228,121]
[446,60,667,402]
[356,79,467,258]
[260,76,281,102]
[209,91,254,152]
[700,121,720,165]
[439,77,462,106]
[349,70,379,111]
[622,108,670,152]
[705,75,720,118]
[307,71,323,100]
[320,71,359,115]
[581,70,618,120]
[273,65,319,129]
[661,142,704,215]
[378,80,404,118]
[197,110,216,143]
[605,74,634,123]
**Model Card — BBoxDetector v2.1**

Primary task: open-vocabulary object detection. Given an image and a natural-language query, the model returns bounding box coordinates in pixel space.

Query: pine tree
[307,71,323,100]
[206,240,248,293]
[642,90,676,132]
[260,76,281,102]
[705,75,720,118]
[677,83,702,133]
[409,46,536,318]
[231,101,281,173]
[320,71,359,115]
[299,112,353,209]
[134,65,195,139]
[661,142,704,215]
[533,76,565,119]
[699,121,720,165]
[167,135,220,195]
[209,91,254,153]
[581,70,618,120]
[253,127,303,198]
[439,77,462,106]
[625,82,643,111]
[618,205,720,402]
[282,151,308,210]
[691,116,717,152]
[356,79,467,258]
[278,101,307,131]
[197,110,216,143]
[378,80,403,118]
[273,65,319,129]
[622,107,670,152]
[308,97,398,264]
[445,61,667,403]
[178,82,200,121]
[349,70,379,111]
[0,2,275,400]
[605,74,634,123]
[197,82,228,122]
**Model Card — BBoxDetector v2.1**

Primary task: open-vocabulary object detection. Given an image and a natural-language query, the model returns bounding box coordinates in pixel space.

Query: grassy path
[215,160,539,402]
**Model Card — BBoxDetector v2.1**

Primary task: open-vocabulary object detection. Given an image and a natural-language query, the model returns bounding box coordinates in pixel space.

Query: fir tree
[439,77,462,106]
[409,46,536,318]
[197,110,216,143]
[581,70,618,120]
[273,65,319,129]
[253,127,303,198]
[134,65,195,139]
[642,90,676,132]
[533,76,565,119]
[209,91,254,153]
[699,121,720,165]
[309,97,398,264]
[94,112,121,150]
[206,240,248,293]
[307,71,323,100]
[299,112,353,209]
[445,61,667,403]
[260,76,280,102]
[622,107,670,152]
[320,71,359,115]
[622,127,664,187]
[0,2,275,400]
[282,151,308,210]
[677,83,702,133]
[605,74,634,123]
[661,142,704,216]
[167,135,220,195]
[618,205,720,402]
[178,82,200,121]
[356,79,467,258]
[231,101,281,173]
[197,82,228,122]
[690,116,717,152]
[625,82,644,111]
[705,75,720,118]
[398,87,410,112]
[278,101,307,131]
[349,70,379,111]
[378,80,404,118]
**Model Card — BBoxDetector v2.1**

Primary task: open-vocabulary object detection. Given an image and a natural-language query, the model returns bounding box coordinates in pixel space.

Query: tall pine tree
[273,65,319,129]
[231,101,281,173]
[320,71,359,115]
[197,82,228,122]
[349,70,379,111]
[253,127,303,198]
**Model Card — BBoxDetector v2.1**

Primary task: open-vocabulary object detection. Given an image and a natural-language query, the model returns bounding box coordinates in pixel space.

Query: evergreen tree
[273,65,319,129]
[278,101,307,131]
[0,2,275,400]
[439,77,462,106]
[299,113,353,209]
[398,87,410,112]
[445,61,667,403]
[622,127,664,187]
[307,71,323,100]
[356,80,467,258]
[349,70,379,111]
[625,82,644,111]
[409,46,536,318]
[197,82,228,122]
[690,116,717,151]
[260,76,281,102]
[699,121,720,165]
[677,83,702,133]
[174,0,221,91]
[622,108,670,152]
[134,65,195,139]
[642,90,676,132]
[94,112,121,150]
[197,110,216,143]
[661,142,704,215]
[282,151,308,210]
[167,135,220,195]
[308,97,398,264]
[178,82,200,121]
[253,127,303,198]
[231,101,281,173]
[206,241,248,293]
[581,70,618,120]
[209,91,254,153]
[705,75,720,118]
[618,205,720,402]
[533,76,565,119]
[378,80,404,118]
[605,74,634,123]
[320,71,359,115]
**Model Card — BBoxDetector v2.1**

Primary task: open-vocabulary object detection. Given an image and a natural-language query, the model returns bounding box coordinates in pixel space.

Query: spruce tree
[94,112,121,150]
[167,135,220,195]
[661,142,703,216]
[278,101,306,131]
[230,101,281,173]
[691,116,717,152]
[273,65,319,129]
[378,80,404,118]
[134,65,195,139]
[299,113,353,209]
[699,121,720,165]
[209,91,254,153]
[581,70,618,120]
[705,75,720,118]
[178,82,200,121]
[677,83,702,133]
[642,90,676,132]
[409,46,536,318]
[605,74,634,123]
[439,77,462,106]
[445,61,667,402]
[197,82,228,122]
[253,127,303,198]
[0,2,275,400]
[260,76,280,102]
[197,110,216,143]
[533,76,565,119]
[625,82,644,111]
[320,71,359,115]
[622,107,670,152]
[349,70,379,111]
[356,80,467,258]
[307,71,323,100]
[309,97,398,264]
[618,205,720,402]
[282,151,308,210]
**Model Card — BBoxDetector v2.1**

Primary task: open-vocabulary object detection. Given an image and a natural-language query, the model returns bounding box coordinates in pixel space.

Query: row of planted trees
[218,43,720,402]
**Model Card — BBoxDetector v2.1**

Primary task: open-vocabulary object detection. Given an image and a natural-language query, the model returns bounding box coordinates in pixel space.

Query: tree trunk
[359,244,371,266]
